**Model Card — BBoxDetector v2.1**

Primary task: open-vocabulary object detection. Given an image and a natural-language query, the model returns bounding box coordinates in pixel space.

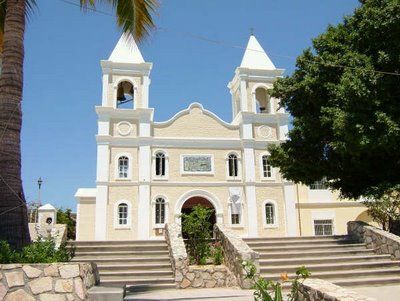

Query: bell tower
[228,35,284,119]
[100,34,152,109]
[94,34,153,240]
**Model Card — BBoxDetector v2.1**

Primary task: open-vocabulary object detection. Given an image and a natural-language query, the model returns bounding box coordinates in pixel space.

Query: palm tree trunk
[0,0,30,249]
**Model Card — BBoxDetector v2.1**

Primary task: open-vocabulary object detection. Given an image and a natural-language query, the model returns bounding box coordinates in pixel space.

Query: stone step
[73,239,166,246]
[244,235,349,242]
[87,286,124,301]
[100,277,175,288]
[97,263,172,272]
[260,260,400,274]
[125,283,177,292]
[99,270,173,280]
[262,266,400,282]
[72,257,171,265]
[329,275,400,287]
[260,254,392,266]
[259,248,375,259]
[251,243,367,252]
[73,245,168,252]
[247,239,359,248]
[72,250,169,258]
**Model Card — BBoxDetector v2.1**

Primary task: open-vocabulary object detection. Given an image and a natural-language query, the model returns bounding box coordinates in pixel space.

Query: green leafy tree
[181,205,213,265]
[269,0,400,199]
[0,0,157,249]
[364,187,400,233]
[57,208,76,241]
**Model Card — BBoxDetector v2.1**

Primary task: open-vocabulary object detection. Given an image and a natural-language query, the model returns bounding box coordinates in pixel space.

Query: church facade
[75,35,371,241]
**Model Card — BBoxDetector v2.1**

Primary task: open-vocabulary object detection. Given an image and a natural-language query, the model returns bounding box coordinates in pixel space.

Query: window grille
[314,219,333,236]
[310,178,328,190]
[231,214,240,225]
[228,154,238,177]
[118,156,129,178]
[118,203,128,225]
[155,198,165,224]
[155,152,166,176]
[265,203,275,225]
[262,155,272,178]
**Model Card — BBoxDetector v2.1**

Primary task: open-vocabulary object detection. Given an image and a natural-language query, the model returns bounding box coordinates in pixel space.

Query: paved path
[352,284,400,301]
[125,288,255,301]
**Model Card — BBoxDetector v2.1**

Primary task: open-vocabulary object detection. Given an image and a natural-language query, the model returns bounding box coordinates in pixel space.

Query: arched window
[262,155,272,178]
[118,156,129,178]
[118,203,128,225]
[116,81,134,109]
[228,154,238,177]
[265,203,275,225]
[155,152,166,176]
[155,198,166,224]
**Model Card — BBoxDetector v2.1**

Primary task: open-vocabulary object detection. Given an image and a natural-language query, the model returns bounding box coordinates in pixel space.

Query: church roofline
[153,102,238,129]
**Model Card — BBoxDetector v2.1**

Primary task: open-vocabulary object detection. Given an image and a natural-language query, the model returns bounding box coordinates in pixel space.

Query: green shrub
[181,205,213,265]
[243,261,310,301]
[212,242,223,265]
[0,238,74,264]
[0,240,17,264]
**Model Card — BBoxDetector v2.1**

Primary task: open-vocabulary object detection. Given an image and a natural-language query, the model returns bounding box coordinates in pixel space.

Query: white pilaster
[243,146,258,237]
[101,74,109,106]
[98,117,110,136]
[96,144,110,182]
[141,76,150,108]
[95,185,108,240]
[95,143,109,240]
[283,183,298,236]
[240,80,248,112]
[269,97,274,113]
[138,144,151,239]
[279,124,289,140]
[245,186,257,237]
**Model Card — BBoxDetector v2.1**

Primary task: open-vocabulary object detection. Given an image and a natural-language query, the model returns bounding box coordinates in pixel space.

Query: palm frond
[81,0,158,43]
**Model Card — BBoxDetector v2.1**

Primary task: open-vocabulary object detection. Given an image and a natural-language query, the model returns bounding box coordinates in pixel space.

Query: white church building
[75,34,371,241]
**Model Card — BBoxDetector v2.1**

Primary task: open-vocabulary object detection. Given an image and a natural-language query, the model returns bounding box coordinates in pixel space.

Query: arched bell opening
[116,81,134,109]
[255,87,271,113]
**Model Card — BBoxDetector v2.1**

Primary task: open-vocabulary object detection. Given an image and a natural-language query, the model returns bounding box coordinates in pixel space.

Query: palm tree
[0,0,157,249]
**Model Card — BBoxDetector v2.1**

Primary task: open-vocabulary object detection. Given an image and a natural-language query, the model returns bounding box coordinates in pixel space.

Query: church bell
[117,85,126,101]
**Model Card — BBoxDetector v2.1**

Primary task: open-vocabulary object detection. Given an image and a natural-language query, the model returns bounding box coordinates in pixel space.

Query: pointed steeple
[109,34,145,64]
[240,35,275,70]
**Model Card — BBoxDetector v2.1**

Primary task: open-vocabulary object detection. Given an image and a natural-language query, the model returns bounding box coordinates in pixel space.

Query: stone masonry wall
[164,223,237,289]
[214,224,260,289]
[297,278,376,301]
[0,263,99,301]
[348,221,400,259]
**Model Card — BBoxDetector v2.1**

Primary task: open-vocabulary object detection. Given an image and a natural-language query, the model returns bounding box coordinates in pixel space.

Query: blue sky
[22,0,360,210]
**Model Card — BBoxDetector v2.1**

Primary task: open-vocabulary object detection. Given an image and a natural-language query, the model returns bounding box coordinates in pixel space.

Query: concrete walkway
[352,284,400,301]
[125,288,254,301]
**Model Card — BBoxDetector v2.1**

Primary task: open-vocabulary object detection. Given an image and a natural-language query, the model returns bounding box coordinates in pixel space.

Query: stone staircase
[244,235,400,287]
[71,240,176,292]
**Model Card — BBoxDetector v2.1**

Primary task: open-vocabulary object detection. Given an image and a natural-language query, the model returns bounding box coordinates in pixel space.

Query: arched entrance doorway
[181,196,216,238]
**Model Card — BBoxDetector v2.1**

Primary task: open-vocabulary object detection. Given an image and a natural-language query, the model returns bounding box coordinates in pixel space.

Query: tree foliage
[269,0,400,199]
[364,187,400,233]
[181,205,213,265]
[57,208,76,241]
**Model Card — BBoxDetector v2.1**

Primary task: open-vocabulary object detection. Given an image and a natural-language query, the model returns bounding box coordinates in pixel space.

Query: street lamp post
[36,177,43,223]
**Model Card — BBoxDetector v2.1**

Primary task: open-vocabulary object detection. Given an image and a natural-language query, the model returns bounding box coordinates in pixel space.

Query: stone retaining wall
[297,278,377,301]
[348,221,400,259]
[164,223,238,289]
[0,262,99,301]
[214,224,259,288]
